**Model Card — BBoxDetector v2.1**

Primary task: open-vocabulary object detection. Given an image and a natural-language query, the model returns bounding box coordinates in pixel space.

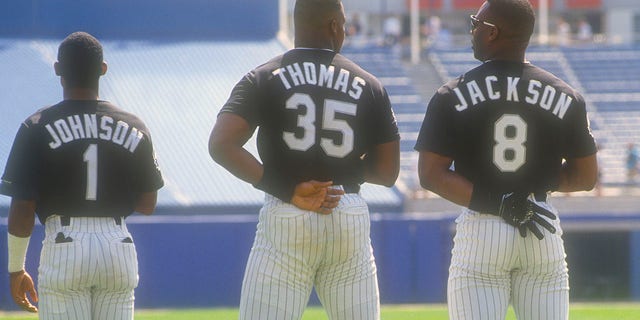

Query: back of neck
[63,87,100,101]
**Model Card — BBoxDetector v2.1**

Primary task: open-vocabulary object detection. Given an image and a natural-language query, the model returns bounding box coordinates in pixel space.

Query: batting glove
[498,191,557,240]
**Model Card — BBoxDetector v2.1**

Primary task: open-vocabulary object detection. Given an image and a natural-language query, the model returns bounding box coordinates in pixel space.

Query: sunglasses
[470,15,497,31]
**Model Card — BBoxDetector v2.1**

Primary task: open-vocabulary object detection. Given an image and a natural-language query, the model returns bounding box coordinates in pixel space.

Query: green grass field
[2,303,640,319]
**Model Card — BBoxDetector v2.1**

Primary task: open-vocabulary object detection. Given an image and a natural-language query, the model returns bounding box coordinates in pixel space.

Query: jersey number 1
[83,144,98,200]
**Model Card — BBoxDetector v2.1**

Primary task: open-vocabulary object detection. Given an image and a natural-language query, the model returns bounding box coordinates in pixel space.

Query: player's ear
[100,62,108,76]
[54,62,62,76]
[488,25,499,41]
[330,18,340,35]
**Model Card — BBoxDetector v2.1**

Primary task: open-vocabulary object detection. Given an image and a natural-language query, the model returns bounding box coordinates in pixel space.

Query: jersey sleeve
[414,87,456,157]
[132,130,164,193]
[0,123,39,200]
[370,87,400,145]
[218,71,261,128]
[563,95,597,158]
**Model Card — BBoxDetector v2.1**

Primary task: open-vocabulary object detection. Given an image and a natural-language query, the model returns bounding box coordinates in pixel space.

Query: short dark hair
[57,32,103,88]
[488,0,535,41]
[294,0,342,29]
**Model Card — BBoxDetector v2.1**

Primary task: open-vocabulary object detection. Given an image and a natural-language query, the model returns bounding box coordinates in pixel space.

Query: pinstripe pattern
[38,216,138,320]
[448,202,569,320]
[239,191,380,320]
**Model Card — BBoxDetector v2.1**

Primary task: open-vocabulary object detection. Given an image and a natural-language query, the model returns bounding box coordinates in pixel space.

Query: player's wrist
[7,233,30,273]
[9,269,26,277]
[253,166,295,203]
[355,157,366,184]
[468,186,501,215]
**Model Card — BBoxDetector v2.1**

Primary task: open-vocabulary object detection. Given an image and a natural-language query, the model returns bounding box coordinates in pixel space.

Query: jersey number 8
[283,93,356,158]
[493,114,527,172]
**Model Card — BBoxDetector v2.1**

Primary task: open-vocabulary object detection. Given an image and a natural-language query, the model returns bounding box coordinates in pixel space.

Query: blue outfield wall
[0,0,278,40]
[2,212,640,311]
[0,213,454,310]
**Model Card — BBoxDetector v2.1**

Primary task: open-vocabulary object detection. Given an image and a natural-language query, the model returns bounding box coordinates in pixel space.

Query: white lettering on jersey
[275,62,367,101]
[99,116,113,141]
[453,87,468,111]
[303,62,317,85]
[318,64,335,88]
[68,115,85,139]
[286,63,306,86]
[553,92,572,119]
[273,68,292,90]
[485,76,500,100]
[45,124,62,149]
[466,80,486,105]
[540,86,556,111]
[333,69,350,93]
[54,119,74,143]
[452,75,574,120]
[112,121,129,145]
[45,114,145,152]
[349,77,365,100]
[84,114,99,138]
[507,77,520,102]
[525,80,542,104]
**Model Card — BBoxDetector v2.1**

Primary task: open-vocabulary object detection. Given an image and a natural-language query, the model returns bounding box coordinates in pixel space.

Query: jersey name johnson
[45,113,144,153]
[452,75,573,120]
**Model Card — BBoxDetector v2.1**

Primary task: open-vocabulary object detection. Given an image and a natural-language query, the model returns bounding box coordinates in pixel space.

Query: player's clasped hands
[9,270,39,313]
[498,191,557,240]
[291,180,345,215]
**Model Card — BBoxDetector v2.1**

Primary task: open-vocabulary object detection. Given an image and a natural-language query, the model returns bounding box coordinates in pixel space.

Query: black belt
[343,184,360,194]
[60,216,122,226]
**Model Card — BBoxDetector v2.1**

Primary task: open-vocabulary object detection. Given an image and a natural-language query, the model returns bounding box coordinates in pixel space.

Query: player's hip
[263,188,368,215]
[44,214,130,234]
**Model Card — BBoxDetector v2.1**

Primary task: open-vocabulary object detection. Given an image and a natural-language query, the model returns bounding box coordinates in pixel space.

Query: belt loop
[60,216,71,227]
[343,184,360,194]
[534,192,548,202]
[114,217,122,226]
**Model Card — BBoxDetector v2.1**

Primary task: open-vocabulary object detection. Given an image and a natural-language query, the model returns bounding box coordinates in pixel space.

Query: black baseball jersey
[0,100,164,224]
[220,48,399,186]
[415,60,597,194]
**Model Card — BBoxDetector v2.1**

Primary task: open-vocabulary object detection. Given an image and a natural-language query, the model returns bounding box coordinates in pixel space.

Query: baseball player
[1,32,164,319]
[208,0,400,319]
[414,1,598,319]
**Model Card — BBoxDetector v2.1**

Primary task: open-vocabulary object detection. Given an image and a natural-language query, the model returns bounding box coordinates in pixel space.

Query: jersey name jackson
[272,62,366,100]
[453,75,574,119]
[45,114,144,153]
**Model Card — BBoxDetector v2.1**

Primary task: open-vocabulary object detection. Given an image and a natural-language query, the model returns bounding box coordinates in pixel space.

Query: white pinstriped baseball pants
[447,201,569,320]
[239,192,380,320]
[38,216,139,320]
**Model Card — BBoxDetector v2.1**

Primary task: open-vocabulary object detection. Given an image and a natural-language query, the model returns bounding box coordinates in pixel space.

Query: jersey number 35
[283,93,356,159]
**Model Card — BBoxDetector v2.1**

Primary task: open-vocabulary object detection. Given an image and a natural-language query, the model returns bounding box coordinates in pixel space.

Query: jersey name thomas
[452,75,573,119]
[45,113,144,153]
[273,62,366,100]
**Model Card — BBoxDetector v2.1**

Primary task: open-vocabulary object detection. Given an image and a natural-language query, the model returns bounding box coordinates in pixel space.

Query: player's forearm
[209,113,262,185]
[209,142,263,185]
[421,169,473,208]
[7,199,36,237]
[134,191,157,215]
[556,155,598,192]
[7,199,35,274]
[418,151,473,207]
[557,171,596,192]
[364,141,400,187]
